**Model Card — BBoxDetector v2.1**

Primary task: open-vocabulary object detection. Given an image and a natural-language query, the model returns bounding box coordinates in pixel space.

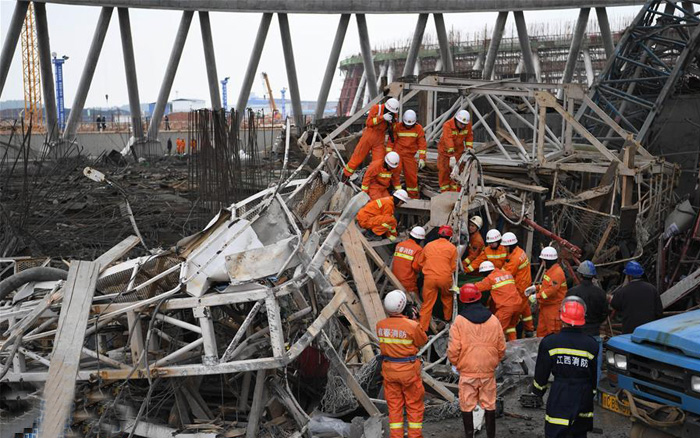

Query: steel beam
[117,7,144,140]
[34,2,58,141]
[235,13,272,120]
[356,14,378,98]
[562,8,590,85]
[278,13,304,130]
[147,10,193,140]
[483,11,508,80]
[433,13,454,72]
[513,11,536,80]
[595,7,615,58]
[403,13,428,77]
[0,1,29,98]
[314,14,350,121]
[199,11,221,110]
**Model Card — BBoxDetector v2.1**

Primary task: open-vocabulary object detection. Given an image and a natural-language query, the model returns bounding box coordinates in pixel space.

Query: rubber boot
[485,409,496,438]
[461,411,474,438]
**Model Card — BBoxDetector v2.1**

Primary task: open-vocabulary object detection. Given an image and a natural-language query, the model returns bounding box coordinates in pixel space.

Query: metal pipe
[153,338,204,367]
[513,11,536,80]
[356,14,378,98]
[0,1,30,98]
[154,313,202,333]
[595,7,615,58]
[221,301,263,362]
[315,14,349,121]
[199,11,221,110]
[433,13,454,72]
[403,13,428,77]
[482,11,508,80]
[117,7,144,140]
[235,13,272,121]
[278,13,304,130]
[561,8,590,85]
[34,2,58,142]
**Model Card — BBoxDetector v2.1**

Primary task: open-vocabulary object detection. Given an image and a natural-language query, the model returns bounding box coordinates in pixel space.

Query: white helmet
[479,261,495,273]
[402,110,417,126]
[469,216,483,230]
[393,189,410,203]
[410,226,426,240]
[485,229,502,243]
[384,289,407,315]
[385,98,400,114]
[385,151,400,169]
[539,246,558,261]
[501,232,518,246]
[455,110,470,125]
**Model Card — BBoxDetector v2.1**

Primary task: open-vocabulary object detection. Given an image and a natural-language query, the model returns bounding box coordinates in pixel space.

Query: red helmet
[459,284,481,303]
[560,296,586,326]
[438,225,453,238]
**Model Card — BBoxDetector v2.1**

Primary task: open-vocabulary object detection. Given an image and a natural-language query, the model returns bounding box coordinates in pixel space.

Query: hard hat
[393,189,410,203]
[385,151,400,169]
[479,261,495,273]
[410,226,426,240]
[459,284,482,304]
[560,296,587,326]
[438,225,453,238]
[402,110,417,126]
[485,229,502,243]
[455,110,470,125]
[385,98,400,114]
[501,232,518,246]
[623,260,644,277]
[539,246,558,261]
[469,216,483,230]
[577,260,597,277]
[383,290,407,315]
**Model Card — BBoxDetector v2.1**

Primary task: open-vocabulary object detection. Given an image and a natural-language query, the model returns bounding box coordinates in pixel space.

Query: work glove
[449,156,457,168]
[450,284,460,295]
[528,294,537,304]
[382,113,394,123]
[451,365,459,376]
[388,235,397,242]
[418,159,426,170]
[524,285,537,296]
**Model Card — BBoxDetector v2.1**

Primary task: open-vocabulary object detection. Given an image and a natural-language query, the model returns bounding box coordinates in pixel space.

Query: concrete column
[147,10,193,140]
[350,71,366,114]
[0,1,29,98]
[315,14,349,121]
[199,11,221,110]
[235,13,272,120]
[63,7,113,142]
[278,13,304,130]
[403,13,428,77]
[118,8,144,140]
[483,11,508,80]
[595,7,614,58]
[582,48,594,87]
[513,11,536,80]
[433,13,454,72]
[356,14,378,98]
[34,2,58,141]
[562,8,590,85]
[533,51,542,82]
[387,59,395,84]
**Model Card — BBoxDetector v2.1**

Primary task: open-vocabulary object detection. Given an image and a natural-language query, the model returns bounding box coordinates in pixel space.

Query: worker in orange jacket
[343,97,400,178]
[387,110,426,199]
[464,229,508,273]
[461,216,485,269]
[475,261,523,341]
[413,225,458,332]
[392,226,426,293]
[356,190,410,242]
[501,232,535,338]
[527,246,568,337]
[361,151,402,200]
[377,290,428,438]
[190,138,197,154]
[437,110,473,192]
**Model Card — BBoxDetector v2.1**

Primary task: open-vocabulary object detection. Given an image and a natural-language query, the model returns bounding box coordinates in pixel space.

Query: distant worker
[413,225,458,331]
[166,137,173,156]
[356,190,410,242]
[448,284,505,438]
[461,216,485,273]
[610,261,662,334]
[526,247,568,337]
[96,115,102,132]
[377,290,428,438]
[361,151,402,200]
[343,97,400,178]
[392,226,426,294]
[190,138,197,154]
[464,229,507,273]
[101,116,107,131]
[475,261,522,341]
[164,114,171,131]
[502,232,534,338]
[531,296,598,438]
[176,138,185,155]
[387,110,427,199]
[437,110,473,192]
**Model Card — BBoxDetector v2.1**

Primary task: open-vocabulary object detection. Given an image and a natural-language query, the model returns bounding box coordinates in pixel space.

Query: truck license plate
[601,392,630,416]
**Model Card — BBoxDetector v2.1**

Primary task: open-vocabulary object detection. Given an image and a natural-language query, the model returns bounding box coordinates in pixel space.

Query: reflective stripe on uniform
[394,252,415,261]
[463,258,471,265]
[418,149,426,154]
[578,412,594,418]
[394,186,402,191]
[465,141,473,146]
[373,117,379,125]
[407,187,419,192]
[344,164,355,174]
[466,265,475,272]
[379,337,414,345]
[447,148,455,153]
[487,253,507,259]
[381,223,396,232]
[518,261,529,270]
[379,172,392,178]
[408,422,422,429]
[522,316,533,322]
[543,274,551,282]
[533,380,549,391]
[541,291,548,299]
[451,130,459,135]
[398,132,418,137]
[389,423,403,429]
[361,185,369,191]
[376,199,383,207]
[548,348,595,359]
[545,415,570,426]
[505,328,517,334]
[440,184,451,190]
[493,279,516,289]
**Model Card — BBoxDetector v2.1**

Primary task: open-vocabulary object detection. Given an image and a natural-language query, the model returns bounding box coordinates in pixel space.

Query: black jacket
[566,279,608,336]
[458,302,492,324]
[610,280,663,334]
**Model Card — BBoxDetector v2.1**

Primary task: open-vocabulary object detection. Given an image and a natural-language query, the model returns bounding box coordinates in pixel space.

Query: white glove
[450,284,460,294]
[418,159,425,170]
[382,113,394,122]
[449,156,457,168]
[451,365,459,375]
[524,285,537,296]
[529,294,537,304]
[388,235,397,242]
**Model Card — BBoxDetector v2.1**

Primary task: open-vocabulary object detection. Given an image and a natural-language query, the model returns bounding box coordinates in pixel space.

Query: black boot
[461,411,474,438]
[485,409,496,438]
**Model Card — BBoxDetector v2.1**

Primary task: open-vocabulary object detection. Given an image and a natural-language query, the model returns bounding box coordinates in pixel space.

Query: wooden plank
[357,232,406,292]
[421,370,456,402]
[94,235,140,272]
[546,185,611,206]
[38,261,100,438]
[661,266,700,309]
[621,143,637,208]
[246,369,267,438]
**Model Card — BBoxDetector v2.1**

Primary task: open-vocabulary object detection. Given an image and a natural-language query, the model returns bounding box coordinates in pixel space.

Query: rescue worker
[376,290,428,438]
[343,97,400,178]
[413,225,458,332]
[392,226,426,294]
[461,216,485,269]
[448,284,505,438]
[464,229,507,273]
[356,190,410,242]
[437,110,473,192]
[502,232,534,338]
[361,151,402,200]
[475,261,522,341]
[387,110,427,199]
[610,261,662,334]
[531,296,598,438]
[526,246,568,337]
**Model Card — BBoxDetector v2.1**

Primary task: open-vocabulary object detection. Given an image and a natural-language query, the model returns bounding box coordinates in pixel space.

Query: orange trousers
[385,374,425,438]
[519,299,534,332]
[419,276,453,331]
[368,186,391,200]
[494,305,521,341]
[537,304,562,337]
[437,155,460,192]
[344,134,385,177]
[397,153,420,198]
[357,215,397,237]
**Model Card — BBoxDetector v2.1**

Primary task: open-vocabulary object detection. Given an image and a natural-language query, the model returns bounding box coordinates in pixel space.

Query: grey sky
[0,1,640,109]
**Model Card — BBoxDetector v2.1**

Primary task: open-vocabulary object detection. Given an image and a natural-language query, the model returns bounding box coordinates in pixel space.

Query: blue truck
[604,309,700,437]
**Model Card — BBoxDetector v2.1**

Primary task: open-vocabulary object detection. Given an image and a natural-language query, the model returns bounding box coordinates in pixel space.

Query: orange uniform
[387,123,427,199]
[190,139,197,153]
[437,118,473,192]
[392,238,423,293]
[536,263,568,337]
[356,197,397,238]
[377,315,428,438]
[475,268,522,340]
[463,232,485,269]
[413,238,458,331]
[464,245,508,273]
[344,103,392,177]
[503,246,534,333]
[361,160,402,200]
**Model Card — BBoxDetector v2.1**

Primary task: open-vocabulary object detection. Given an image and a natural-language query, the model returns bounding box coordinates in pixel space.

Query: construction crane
[20,2,43,129]
[260,72,280,120]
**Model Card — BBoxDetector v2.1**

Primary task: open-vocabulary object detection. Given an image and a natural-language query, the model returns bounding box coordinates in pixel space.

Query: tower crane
[260,72,280,120]
[20,2,43,129]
